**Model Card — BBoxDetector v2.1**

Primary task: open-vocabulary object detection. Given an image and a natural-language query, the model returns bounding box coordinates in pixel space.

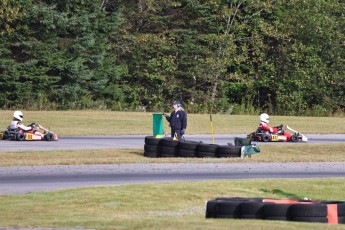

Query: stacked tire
[143,136,242,158]
[216,145,241,158]
[144,136,161,158]
[177,141,199,157]
[159,138,179,157]
[206,197,345,224]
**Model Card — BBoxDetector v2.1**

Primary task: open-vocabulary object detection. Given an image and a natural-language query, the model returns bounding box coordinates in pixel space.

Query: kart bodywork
[0,127,58,141]
[247,125,308,143]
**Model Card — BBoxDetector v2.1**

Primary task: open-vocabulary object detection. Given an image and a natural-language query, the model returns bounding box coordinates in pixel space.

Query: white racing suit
[10,121,33,131]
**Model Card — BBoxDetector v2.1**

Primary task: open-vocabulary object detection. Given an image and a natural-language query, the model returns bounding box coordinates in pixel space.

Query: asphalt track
[0,134,344,194]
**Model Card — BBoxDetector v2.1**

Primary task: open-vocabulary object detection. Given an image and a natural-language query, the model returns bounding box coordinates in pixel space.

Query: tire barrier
[143,136,242,158]
[205,197,345,224]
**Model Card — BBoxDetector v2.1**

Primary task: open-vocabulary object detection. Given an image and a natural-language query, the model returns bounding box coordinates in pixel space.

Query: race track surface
[0,134,344,152]
[0,134,344,194]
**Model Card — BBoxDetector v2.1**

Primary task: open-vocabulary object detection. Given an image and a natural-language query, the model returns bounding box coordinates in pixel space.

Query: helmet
[13,111,24,121]
[172,100,181,107]
[259,113,269,123]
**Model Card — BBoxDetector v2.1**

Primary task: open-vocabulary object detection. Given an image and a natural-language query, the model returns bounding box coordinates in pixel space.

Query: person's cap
[172,100,179,105]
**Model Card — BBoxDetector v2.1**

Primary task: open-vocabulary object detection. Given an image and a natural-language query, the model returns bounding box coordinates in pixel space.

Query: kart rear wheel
[45,133,54,141]
[16,133,26,141]
[3,130,10,140]
[262,134,271,142]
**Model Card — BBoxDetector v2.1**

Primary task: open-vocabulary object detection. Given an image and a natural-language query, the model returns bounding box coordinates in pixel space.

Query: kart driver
[10,111,40,132]
[258,113,292,141]
[163,100,187,140]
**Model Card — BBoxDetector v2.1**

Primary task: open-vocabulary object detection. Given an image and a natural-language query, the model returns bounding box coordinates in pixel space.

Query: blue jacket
[165,108,187,130]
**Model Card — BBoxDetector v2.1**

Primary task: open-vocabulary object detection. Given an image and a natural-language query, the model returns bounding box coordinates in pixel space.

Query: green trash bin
[153,113,164,137]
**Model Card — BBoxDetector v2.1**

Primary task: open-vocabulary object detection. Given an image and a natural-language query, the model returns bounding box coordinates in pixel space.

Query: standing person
[258,113,291,141]
[164,100,187,140]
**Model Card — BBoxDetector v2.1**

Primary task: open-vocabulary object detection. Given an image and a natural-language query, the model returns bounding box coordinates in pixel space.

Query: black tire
[44,132,54,141]
[144,136,162,145]
[144,144,159,152]
[160,138,179,148]
[178,141,200,151]
[262,134,271,142]
[216,145,241,158]
[2,130,10,140]
[292,216,328,223]
[196,151,216,158]
[196,143,218,153]
[177,149,195,158]
[159,146,176,157]
[215,200,242,218]
[16,133,25,141]
[289,204,327,221]
[291,134,299,142]
[205,200,218,218]
[263,204,292,220]
[215,197,263,202]
[240,201,267,219]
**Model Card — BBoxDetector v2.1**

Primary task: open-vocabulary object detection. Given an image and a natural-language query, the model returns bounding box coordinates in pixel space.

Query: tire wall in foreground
[206,197,345,224]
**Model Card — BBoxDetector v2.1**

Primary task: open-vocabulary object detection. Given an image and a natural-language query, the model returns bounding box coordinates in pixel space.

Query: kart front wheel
[45,133,54,141]
[291,135,299,142]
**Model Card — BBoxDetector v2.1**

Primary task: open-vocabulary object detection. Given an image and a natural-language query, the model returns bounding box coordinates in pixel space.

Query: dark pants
[171,128,183,140]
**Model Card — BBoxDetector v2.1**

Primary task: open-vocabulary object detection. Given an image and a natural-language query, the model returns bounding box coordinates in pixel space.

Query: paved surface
[0,134,344,194]
[0,134,344,152]
[1,162,345,194]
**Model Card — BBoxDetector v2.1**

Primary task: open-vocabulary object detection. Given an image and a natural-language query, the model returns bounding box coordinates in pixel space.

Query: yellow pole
[210,114,214,144]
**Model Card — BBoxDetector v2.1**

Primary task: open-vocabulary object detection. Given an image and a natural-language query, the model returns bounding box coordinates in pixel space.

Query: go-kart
[247,125,308,143]
[0,123,58,141]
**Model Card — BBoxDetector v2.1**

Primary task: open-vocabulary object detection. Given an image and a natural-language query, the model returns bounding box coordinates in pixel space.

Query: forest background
[1,0,344,116]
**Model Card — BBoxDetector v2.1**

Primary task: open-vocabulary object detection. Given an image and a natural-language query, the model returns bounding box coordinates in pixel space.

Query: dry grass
[0,143,344,166]
[0,110,344,136]
[1,179,345,229]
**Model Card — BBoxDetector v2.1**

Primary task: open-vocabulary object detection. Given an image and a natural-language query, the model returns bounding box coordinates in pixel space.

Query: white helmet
[13,111,24,121]
[259,113,269,123]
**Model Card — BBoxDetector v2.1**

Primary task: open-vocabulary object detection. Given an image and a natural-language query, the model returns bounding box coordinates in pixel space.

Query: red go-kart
[0,123,58,141]
[247,125,308,143]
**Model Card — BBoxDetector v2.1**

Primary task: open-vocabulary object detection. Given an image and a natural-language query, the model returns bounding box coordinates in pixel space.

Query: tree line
[1,0,344,116]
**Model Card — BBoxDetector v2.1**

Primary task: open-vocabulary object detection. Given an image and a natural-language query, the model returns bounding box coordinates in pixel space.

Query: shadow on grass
[129,150,144,157]
[260,188,302,200]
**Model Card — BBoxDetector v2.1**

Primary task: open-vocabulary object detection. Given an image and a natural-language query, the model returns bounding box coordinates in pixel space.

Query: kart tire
[3,130,10,140]
[291,134,299,142]
[16,133,26,141]
[45,133,55,141]
[262,134,271,142]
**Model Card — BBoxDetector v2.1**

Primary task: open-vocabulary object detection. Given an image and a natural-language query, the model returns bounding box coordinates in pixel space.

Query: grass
[0,143,345,166]
[0,110,344,136]
[1,179,345,229]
